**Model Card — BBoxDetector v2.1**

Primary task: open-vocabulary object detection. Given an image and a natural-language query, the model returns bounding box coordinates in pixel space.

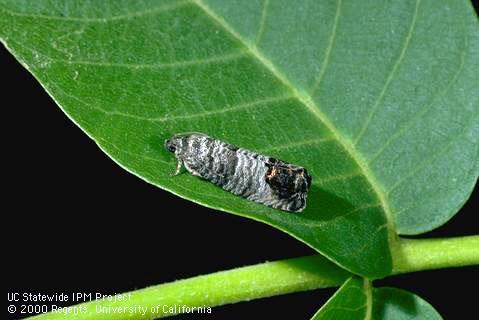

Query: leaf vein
[367,20,469,165]
[353,0,421,146]
[363,279,373,320]
[0,1,190,22]
[48,84,291,125]
[50,51,247,70]
[7,33,246,71]
[309,0,342,95]
[255,0,270,46]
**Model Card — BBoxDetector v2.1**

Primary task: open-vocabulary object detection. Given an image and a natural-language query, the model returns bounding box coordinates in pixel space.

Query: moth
[165,133,312,212]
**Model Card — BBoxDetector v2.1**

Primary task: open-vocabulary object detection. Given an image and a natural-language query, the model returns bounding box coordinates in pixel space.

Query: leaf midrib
[192,0,396,242]
[363,278,373,320]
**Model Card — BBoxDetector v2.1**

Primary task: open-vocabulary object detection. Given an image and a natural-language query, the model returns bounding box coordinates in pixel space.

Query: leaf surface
[1,0,478,277]
[372,287,442,319]
[311,277,368,320]
[311,278,442,320]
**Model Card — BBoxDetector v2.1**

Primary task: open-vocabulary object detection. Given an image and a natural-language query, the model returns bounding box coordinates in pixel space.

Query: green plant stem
[27,236,478,320]
[392,235,479,274]
[27,255,348,320]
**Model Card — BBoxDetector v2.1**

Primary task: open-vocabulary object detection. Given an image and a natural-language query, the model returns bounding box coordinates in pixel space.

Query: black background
[3,3,478,318]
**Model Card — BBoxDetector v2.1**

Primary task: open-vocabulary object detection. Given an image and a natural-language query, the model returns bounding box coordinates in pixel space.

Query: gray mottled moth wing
[165,133,312,212]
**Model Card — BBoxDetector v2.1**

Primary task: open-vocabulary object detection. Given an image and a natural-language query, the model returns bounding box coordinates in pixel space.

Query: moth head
[165,137,179,153]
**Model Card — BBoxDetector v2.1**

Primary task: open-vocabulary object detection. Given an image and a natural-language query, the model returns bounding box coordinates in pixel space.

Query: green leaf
[311,278,442,320]
[1,0,478,277]
[311,277,369,320]
[373,287,442,319]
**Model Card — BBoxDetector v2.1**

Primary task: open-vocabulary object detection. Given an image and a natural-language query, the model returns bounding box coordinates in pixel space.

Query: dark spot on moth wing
[265,159,311,200]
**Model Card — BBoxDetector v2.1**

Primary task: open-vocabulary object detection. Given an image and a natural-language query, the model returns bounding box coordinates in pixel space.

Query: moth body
[165,133,311,212]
